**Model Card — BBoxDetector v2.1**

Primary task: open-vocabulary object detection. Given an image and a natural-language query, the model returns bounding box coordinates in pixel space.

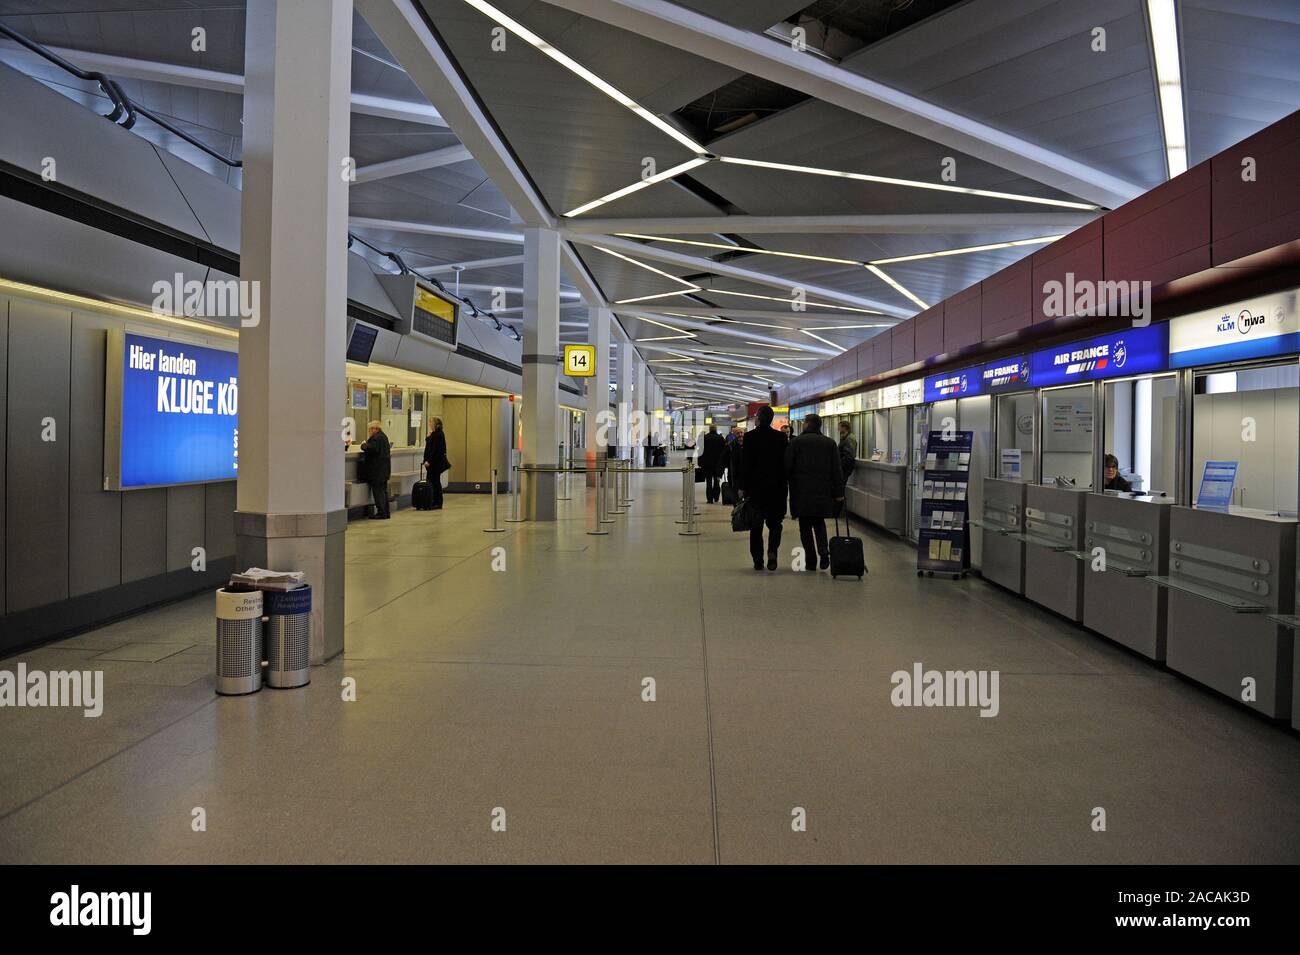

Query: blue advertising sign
[923,365,983,403]
[980,355,1031,394]
[117,332,239,488]
[1029,323,1168,387]
[1195,460,1238,510]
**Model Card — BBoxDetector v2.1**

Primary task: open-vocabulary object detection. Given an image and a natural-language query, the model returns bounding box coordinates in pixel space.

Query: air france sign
[1169,289,1299,368]
[113,332,239,488]
[924,366,983,403]
[981,356,1030,393]
[1029,323,1168,387]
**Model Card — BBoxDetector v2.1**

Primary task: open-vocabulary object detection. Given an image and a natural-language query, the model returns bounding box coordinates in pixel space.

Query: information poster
[917,431,973,576]
[1196,461,1238,510]
[109,331,239,489]
[1000,448,1022,480]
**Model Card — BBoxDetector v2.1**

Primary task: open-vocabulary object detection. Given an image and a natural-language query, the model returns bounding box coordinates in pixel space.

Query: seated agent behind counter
[1104,453,1132,492]
[785,413,844,572]
[360,420,393,519]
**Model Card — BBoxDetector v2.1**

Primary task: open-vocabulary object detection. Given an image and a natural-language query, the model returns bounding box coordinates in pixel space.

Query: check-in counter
[977,478,1026,594]
[1078,494,1174,661]
[1265,534,1300,730]
[844,459,906,535]
[1022,484,1088,621]
[344,446,425,510]
[1155,507,1297,720]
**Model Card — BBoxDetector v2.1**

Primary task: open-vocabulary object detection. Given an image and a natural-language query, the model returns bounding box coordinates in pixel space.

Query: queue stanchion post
[587,466,609,535]
[557,443,571,501]
[506,462,525,523]
[675,464,689,524]
[600,464,617,524]
[484,467,505,533]
[679,461,700,536]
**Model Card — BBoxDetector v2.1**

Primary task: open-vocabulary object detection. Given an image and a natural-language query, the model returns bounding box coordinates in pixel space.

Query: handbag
[731,497,760,533]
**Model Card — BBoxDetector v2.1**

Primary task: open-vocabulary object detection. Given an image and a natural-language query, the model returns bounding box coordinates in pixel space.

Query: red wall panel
[943,284,982,352]
[914,303,944,359]
[1105,160,1211,288]
[872,337,893,376]
[1032,218,1103,324]
[891,320,915,367]
[980,258,1032,342]
[1211,110,1300,266]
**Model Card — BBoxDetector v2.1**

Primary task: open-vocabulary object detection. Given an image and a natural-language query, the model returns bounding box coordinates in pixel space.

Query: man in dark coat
[785,413,844,571]
[360,420,393,519]
[740,405,789,571]
[423,416,449,510]
[699,424,727,503]
[837,420,858,497]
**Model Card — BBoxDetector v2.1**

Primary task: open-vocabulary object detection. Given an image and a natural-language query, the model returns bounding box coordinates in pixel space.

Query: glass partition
[1103,374,1177,496]
[1040,384,1095,487]
[994,392,1036,481]
[1191,361,1299,513]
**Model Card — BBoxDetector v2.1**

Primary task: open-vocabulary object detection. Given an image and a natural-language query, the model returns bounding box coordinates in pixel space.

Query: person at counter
[1103,453,1132,493]
[422,417,449,510]
[360,420,393,519]
[837,421,857,501]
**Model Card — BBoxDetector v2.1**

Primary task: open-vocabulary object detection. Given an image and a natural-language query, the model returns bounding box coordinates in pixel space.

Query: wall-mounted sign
[563,344,595,377]
[388,386,403,412]
[104,330,239,490]
[924,366,983,403]
[1030,323,1168,387]
[1000,448,1023,480]
[350,382,369,410]
[1169,289,1299,368]
[981,355,1030,394]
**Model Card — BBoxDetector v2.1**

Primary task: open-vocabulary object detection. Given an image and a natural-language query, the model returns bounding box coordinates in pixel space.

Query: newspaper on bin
[229,567,307,593]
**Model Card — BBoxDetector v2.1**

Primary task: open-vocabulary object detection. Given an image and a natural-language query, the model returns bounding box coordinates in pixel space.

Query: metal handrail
[0,24,242,168]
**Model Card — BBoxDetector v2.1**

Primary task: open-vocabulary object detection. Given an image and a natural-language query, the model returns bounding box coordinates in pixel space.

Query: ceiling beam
[353,145,473,183]
[349,216,523,245]
[617,311,840,355]
[555,213,1099,235]
[565,232,910,317]
[0,41,449,127]
[622,306,899,324]
[534,0,1143,209]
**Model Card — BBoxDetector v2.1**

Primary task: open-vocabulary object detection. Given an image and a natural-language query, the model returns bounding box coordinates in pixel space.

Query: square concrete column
[584,306,611,486]
[235,0,352,665]
[521,226,560,520]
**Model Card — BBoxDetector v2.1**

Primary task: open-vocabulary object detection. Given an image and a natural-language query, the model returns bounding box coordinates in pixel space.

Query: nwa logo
[1216,308,1269,336]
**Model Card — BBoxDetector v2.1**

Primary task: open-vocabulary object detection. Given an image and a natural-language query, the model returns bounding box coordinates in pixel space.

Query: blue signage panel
[980,355,1031,394]
[118,332,239,488]
[923,366,983,403]
[1029,323,1168,387]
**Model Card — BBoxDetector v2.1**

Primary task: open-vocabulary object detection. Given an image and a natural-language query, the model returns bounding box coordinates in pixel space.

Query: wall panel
[980,259,1033,342]
[205,481,236,559]
[69,313,121,596]
[943,285,982,352]
[1106,161,1212,288]
[120,488,166,583]
[166,485,206,572]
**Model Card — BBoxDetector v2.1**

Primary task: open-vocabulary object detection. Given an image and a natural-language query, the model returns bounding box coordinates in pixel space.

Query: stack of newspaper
[229,568,306,592]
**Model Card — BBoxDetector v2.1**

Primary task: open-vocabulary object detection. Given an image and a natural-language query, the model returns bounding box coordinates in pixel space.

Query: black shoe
[753,561,764,571]
[767,554,778,572]
[819,555,830,571]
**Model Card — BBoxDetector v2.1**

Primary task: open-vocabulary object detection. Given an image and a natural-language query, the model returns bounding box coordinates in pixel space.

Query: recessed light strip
[1147,0,1187,178]
[869,235,1064,265]
[566,157,711,217]
[703,288,881,314]
[865,264,928,311]
[594,245,699,288]
[718,156,1100,211]
[617,233,860,266]
[799,329,848,353]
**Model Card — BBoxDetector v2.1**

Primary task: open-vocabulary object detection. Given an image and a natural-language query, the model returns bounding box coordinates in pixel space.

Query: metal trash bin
[264,585,311,689]
[215,586,263,696]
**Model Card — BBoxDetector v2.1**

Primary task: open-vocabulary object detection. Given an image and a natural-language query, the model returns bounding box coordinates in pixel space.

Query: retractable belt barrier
[502,460,699,536]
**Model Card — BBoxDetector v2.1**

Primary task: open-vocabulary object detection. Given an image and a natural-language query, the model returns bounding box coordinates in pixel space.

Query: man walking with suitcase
[785,414,844,572]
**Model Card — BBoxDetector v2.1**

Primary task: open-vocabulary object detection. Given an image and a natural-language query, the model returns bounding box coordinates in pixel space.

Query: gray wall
[1,293,236,650]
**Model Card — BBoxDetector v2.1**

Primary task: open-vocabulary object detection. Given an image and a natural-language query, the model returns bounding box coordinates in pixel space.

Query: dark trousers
[431,473,444,508]
[749,516,783,565]
[798,517,828,563]
[369,480,390,518]
[705,472,721,503]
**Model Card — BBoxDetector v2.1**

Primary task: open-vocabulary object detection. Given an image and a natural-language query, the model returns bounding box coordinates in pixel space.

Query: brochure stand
[916,430,973,580]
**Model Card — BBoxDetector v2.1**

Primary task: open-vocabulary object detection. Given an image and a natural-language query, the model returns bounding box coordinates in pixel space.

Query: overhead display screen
[104,330,239,489]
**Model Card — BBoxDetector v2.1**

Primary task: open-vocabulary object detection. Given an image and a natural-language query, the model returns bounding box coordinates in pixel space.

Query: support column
[585,306,611,486]
[522,226,560,520]
[615,326,634,460]
[236,0,352,665]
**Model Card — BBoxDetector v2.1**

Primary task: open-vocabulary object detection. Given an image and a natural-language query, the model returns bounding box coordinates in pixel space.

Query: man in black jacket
[360,420,393,519]
[740,405,789,571]
[837,420,858,497]
[699,424,727,503]
[423,417,449,510]
[786,414,844,571]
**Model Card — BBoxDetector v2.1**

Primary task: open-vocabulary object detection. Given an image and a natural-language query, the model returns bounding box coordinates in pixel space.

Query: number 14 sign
[563,344,595,377]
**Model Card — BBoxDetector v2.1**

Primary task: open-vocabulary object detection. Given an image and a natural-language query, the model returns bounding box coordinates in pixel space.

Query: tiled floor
[2,464,1299,863]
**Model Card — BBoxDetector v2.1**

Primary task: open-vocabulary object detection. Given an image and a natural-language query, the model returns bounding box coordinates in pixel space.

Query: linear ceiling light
[742,340,805,351]
[1147,0,1187,178]
[717,156,1100,211]
[462,0,707,155]
[594,245,699,287]
[771,359,808,374]
[566,157,712,217]
[865,264,928,310]
[614,289,700,305]
[799,329,848,352]
[869,235,1064,265]
[702,288,881,314]
[616,233,861,266]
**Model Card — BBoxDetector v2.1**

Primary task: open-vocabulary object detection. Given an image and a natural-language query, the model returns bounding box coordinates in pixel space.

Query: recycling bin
[215,586,263,696]
[264,586,312,689]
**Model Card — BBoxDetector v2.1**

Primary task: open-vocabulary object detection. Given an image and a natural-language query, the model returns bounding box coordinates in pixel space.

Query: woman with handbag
[422,417,450,510]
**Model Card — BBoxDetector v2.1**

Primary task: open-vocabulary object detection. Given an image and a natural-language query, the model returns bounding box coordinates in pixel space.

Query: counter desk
[843,459,906,535]
[344,446,425,510]
[976,478,1026,594]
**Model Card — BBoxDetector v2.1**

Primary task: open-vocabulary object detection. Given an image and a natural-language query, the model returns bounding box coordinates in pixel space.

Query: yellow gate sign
[563,344,595,377]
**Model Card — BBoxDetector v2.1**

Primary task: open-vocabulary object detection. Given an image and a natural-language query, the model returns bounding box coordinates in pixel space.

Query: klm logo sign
[1217,308,1270,336]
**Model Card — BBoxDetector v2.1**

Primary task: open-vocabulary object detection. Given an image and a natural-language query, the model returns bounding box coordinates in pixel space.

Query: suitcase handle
[835,504,853,540]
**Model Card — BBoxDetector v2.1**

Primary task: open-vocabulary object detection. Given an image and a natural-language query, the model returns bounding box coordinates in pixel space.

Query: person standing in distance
[423,416,449,510]
[700,423,726,504]
[837,420,858,504]
[786,413,844,571]
[360,420,393,519]
[740,405,789,572]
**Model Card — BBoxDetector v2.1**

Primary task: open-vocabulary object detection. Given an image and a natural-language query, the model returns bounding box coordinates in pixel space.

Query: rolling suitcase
[411,480,436,511]
[829,512,865,580]
[721,481,736,506]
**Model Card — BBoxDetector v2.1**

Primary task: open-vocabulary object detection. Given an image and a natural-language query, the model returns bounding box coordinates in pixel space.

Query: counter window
[1191,362,1298,514]
[995,392,1035,481]
[1040,385,1094,488]
[1102,375,1177,496]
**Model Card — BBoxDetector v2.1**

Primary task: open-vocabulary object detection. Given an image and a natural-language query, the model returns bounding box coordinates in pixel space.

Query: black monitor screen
[347,322,379,364]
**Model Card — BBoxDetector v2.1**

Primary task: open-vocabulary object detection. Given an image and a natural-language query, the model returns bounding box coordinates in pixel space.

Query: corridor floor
[2,469,1299,864]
